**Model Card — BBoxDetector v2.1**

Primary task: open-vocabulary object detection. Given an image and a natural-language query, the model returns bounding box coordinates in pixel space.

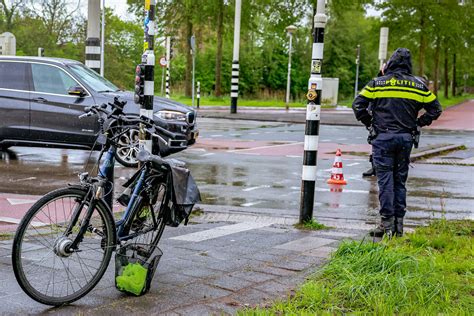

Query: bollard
[197,81,201,109]
[299,0,326,224]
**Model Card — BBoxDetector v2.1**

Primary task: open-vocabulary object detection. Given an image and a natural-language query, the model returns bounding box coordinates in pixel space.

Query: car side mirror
[68,86,87,97]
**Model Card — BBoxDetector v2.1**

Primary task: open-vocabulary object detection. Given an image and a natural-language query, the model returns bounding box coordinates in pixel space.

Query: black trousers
[372,133,413,218]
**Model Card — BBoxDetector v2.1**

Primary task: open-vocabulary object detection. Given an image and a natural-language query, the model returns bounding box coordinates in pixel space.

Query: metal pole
[140,0,156,154]
[378,27,389,70]
[191,35,196,107]
[86,0,101,73]
[100,0,105,76]
[285,32,293,111]
[299,0,326,224]
[161,65,165,96]
[230,0,242,114]
[197,81,200,109]
[354,44,360,99]
[165,36,171,99]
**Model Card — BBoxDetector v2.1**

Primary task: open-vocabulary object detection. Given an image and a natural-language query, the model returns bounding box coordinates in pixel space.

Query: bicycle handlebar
[78,97,174,139]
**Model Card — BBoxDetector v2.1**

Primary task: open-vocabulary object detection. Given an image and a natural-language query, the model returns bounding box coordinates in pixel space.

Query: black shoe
[394,217,404,237]
[362,167,376,177]
[369,217,394,238]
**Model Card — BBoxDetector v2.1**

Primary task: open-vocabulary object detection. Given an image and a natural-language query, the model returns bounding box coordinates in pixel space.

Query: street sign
[159,56,167,67]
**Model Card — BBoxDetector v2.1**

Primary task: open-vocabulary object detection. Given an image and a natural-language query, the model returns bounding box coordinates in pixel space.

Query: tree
[0,0,23,31]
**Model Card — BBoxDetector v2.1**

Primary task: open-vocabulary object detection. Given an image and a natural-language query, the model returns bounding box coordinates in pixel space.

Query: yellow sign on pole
[145,0,150,10]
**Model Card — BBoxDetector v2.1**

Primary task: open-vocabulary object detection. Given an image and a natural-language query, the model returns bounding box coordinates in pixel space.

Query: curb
[410,144,465,162]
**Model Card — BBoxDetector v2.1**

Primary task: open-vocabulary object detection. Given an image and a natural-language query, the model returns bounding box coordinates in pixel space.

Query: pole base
[230,97,237,114]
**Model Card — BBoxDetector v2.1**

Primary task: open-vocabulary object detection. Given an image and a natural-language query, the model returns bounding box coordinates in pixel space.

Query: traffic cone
[327,149,347,185]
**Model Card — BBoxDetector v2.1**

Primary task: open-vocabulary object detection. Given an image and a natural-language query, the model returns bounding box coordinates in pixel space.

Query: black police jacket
[352,48,442,134]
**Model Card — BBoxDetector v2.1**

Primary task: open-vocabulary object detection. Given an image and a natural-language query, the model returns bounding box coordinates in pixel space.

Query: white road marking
[275,236,335,252]
[240,201,263,207]
[6,198,37,205]
[228,141,303,153]
[210,134,223,137]
[188,148,206,152]
[289,186,369,194]
[346,162,360,167]
[0,216,45,227]
[336,138,348,141]
[170,222,271,242]
[249,132,259,135]
[286,155,302,158]
[200,153,215,157]
[230,133,242,137]
[242,185,270,192]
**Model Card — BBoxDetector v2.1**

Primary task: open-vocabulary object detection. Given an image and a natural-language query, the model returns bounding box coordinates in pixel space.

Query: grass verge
[339,93,473,110]
[294,219,329,231]
[243,219,474,315]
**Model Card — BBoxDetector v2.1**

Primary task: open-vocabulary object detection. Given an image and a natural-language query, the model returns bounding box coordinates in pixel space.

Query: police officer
[352,48,442,237]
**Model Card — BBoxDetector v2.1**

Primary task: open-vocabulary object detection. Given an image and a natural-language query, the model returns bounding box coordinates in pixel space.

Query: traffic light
[170,37,174,59]
[134,64,145,104]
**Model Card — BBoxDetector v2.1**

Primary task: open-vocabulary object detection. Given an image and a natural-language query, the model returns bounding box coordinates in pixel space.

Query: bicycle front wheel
[12,187,116,306]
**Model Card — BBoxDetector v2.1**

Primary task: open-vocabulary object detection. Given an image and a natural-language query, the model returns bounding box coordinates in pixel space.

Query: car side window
[0,61,29,91]
[31,63,78,95]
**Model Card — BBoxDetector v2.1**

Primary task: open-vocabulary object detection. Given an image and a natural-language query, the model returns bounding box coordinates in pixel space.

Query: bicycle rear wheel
[12,187,115,306]
[127,181,168,250]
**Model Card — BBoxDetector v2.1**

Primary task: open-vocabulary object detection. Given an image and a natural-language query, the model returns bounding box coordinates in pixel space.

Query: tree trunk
[418,14,426,76]
[214,0,224,97]
[433,37,440,95]
[184,18,193,97]
[444,47,449,99]
[452,53,457,97]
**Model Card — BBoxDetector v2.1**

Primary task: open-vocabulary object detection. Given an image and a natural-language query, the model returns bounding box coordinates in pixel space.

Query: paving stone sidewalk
[0,215,366,315]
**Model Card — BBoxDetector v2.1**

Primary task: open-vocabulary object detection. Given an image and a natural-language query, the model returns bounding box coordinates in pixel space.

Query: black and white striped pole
[86,0,101,73]
[197,81,201,109]
[230,0,242,114]
[165,36,171,99]
[138,0,156,154]
[299,0,326,224]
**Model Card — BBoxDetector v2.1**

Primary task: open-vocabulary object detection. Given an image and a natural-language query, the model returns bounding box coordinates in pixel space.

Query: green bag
[116,263,148,296]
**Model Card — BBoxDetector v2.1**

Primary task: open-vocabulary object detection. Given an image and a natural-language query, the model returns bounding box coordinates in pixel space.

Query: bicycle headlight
[155,110,186,121]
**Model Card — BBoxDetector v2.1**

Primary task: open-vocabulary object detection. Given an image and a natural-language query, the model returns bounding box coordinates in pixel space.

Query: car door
[0,61,31,140]
[29,62,98,145]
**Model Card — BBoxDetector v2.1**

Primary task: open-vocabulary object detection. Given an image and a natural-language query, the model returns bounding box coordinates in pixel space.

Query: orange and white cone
[327,148,347,185]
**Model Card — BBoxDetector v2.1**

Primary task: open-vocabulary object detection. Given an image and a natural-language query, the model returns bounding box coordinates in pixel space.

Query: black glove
[361,116,372,128]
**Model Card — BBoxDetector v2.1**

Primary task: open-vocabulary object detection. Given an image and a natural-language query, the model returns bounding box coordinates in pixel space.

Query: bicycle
[11,98,200,306]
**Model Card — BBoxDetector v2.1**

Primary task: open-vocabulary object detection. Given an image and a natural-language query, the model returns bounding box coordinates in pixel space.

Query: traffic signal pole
[299,0,326,224]
[136,0,156,155]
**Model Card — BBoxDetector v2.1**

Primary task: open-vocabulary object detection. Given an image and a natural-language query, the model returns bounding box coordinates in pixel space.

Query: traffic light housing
[134,64,145,104]
[170,37,174,59]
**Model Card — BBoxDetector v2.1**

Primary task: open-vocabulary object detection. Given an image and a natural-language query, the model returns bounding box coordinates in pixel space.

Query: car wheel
[115,128,139,168]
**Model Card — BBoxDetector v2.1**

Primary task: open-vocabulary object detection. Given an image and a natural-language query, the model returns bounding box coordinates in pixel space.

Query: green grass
[243,219,474,315]
[436,93,474,109]
[339,93,473,110]
[169,94,308,108]
[294,219,329,231]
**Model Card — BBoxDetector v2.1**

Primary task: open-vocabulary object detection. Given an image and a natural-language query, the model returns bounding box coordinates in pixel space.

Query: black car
[0,56,198,167]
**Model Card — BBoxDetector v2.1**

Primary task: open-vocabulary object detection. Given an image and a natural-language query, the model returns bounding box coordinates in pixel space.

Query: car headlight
[155,110,186,121]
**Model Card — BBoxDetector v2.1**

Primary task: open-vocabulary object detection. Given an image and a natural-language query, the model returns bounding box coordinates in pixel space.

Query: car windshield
[68,64,120,93]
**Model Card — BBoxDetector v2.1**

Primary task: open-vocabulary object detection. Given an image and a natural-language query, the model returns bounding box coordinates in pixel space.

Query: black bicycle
[11,98,200,305]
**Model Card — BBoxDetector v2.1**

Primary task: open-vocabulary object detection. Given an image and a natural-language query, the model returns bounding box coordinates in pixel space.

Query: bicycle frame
[98,144,154,241]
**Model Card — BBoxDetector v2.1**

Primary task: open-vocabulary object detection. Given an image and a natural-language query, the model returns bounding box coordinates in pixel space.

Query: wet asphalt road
[0,118,473,228]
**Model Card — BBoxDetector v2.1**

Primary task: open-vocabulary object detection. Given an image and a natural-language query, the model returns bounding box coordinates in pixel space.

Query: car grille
[186,111,196,124]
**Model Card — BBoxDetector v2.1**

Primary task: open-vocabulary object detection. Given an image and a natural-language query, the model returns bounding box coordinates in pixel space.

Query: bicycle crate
[114,243,163,296]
